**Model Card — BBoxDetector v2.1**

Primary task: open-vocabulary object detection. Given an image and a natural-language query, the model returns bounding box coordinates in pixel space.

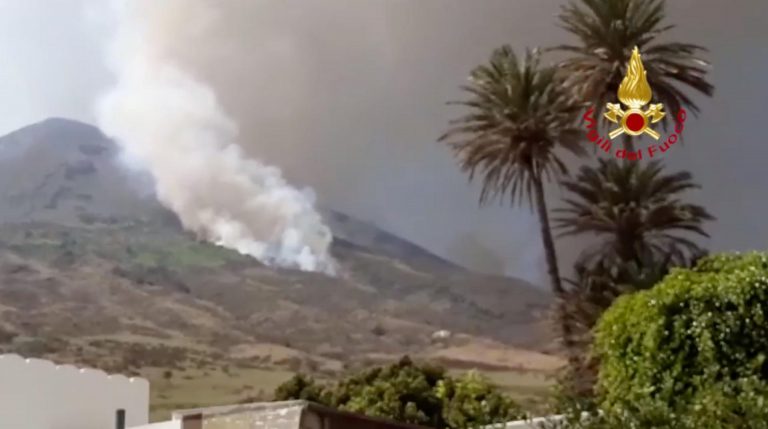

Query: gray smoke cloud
[1,0,767,286]
[153,0,566,285]
[95,0,336,274]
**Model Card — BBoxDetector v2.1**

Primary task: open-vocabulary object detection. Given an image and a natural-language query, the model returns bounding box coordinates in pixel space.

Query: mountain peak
[0,119,469,274]
[1,118,110,162]
[0,118,554,382]
[37,116,95,128]
[4,117,103,141]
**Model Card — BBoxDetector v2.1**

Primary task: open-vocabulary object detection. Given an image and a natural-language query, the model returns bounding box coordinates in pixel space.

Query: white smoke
[95,0,336,275]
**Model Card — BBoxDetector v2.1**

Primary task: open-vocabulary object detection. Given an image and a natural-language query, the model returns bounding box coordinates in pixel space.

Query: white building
[0,353,149,429]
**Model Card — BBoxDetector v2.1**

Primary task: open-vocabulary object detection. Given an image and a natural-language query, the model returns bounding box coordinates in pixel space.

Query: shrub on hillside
[12,336,67,357]
[0,326,17,344]
[591,252,768,427]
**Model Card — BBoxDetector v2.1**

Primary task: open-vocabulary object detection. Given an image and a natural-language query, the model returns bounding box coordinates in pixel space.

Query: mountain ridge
[0,117,472,274]
[0,118,557,395]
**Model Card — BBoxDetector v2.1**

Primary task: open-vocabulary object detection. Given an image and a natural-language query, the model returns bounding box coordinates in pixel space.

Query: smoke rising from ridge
[95,0,336,274]
[3,0,766,286]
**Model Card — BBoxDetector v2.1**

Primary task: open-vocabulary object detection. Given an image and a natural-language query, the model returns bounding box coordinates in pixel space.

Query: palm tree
[439,46,585,350]
[555,159,713,269]
[559,251,676,398]
[554,159,712,396]
[549,0,715,396]
[552,0,715,329]
[553,0,715,313]
[555,0,713,135]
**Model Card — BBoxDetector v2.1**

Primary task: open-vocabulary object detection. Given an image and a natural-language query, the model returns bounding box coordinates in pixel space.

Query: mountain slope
[0,118,556,378]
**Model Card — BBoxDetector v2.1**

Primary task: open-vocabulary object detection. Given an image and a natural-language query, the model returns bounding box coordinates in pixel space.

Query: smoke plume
[95,0,336,274]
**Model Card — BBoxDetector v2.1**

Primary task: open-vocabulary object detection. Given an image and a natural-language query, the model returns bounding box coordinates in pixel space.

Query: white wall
[499,416,559,428]
[129,421,181,429]
[489,414,585,428]
[142,407,571,429]
[0,353,149,429]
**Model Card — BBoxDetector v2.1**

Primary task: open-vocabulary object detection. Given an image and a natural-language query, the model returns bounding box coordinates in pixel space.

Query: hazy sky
[1,0,766,285]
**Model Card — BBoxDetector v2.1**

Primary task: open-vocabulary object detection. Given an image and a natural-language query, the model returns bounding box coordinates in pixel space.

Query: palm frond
[555,0,713,132]
[555,158,714,266]
[439,46,586,207]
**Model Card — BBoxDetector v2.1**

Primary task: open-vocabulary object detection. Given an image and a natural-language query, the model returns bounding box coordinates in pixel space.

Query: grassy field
[145,365,554,422]
[0,223,559,422]
[144,366,296,421]
[476,369,554,412]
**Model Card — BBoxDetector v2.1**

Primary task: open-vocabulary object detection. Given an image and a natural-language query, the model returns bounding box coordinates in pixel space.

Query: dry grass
[0,222,562,422]
[144,366,295,422]
[144,364,555,422]
[427,336,565,372]
[228,343,302,361]
[476,369,554,412]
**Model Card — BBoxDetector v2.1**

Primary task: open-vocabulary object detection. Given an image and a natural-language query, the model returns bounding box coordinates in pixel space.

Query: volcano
[0,118,558,415]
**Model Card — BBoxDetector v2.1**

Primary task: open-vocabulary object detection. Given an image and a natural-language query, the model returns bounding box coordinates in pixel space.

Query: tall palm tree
[559,250,681,398]
[553,0,715,276]
[555,0,714,133]
[554,159,712,396]
[553,0,716,295]
[439,46,585,350]
[555,159,713,269]
[549,0,715,396]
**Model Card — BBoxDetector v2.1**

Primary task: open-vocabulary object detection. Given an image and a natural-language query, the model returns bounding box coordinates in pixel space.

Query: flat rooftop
[171,400,431,429]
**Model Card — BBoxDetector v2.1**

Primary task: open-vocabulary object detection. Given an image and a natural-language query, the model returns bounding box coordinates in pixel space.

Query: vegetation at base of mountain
[274,356,523,429]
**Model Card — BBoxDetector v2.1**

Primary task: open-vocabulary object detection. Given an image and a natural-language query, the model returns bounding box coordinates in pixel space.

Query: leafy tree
[439,46,585,350]
[274,373,326,404]
[330,356,446,426]
[590,252,768,428]
[555,251,699,400]
[437,371,521,429]
[274,356,522,428]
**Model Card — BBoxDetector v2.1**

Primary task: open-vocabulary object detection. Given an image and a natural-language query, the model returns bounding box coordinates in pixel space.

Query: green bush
[437,371,521,429]
[274,356,522,428]
[273,373,326,403]
[591,252,768,427]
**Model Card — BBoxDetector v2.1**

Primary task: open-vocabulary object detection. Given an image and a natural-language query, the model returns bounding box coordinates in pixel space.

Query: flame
[617,47,652,109]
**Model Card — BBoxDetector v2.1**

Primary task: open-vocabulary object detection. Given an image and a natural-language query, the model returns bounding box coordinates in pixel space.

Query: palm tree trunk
[531,174,577,357]
[618,134,638,261]
[623,134,635,156]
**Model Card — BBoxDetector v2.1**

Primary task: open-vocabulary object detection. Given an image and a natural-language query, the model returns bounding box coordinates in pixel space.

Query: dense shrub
[273,373,326,404]
[591,252,768,427]
[274,356,522,428]
[12,336,67,357]
[436,371,522,429]
[0,326,17,344]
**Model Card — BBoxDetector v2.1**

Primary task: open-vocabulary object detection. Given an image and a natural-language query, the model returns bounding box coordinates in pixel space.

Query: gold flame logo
[618,48,652,108]
[604,47,665,140]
